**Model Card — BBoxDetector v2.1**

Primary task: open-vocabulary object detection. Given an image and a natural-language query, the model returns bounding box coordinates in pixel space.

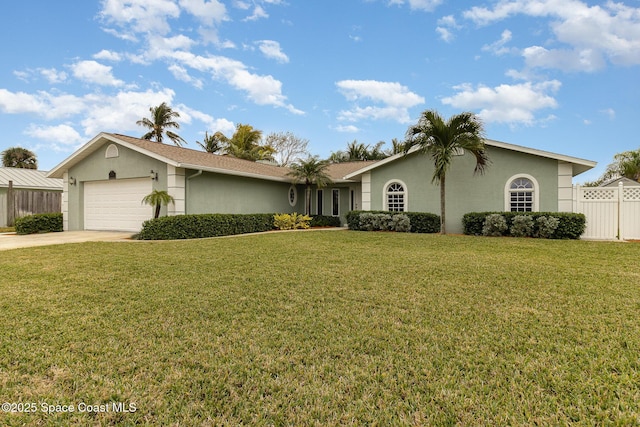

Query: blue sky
[1,0,639,182]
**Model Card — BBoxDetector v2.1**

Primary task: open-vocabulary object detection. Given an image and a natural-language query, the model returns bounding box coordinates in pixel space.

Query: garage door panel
[84,179,152,232]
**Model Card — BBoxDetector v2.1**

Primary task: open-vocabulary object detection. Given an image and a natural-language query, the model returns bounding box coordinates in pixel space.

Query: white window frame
[105,144,119,158]
[331,189,340,217]
[504,174,539,212]
[316,189,323,215]
[288,185,297,207]
[383,179,408,212]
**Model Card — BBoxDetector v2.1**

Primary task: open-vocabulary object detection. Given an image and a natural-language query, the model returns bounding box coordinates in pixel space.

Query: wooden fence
[0,181,62,227]
[573,183,640,240]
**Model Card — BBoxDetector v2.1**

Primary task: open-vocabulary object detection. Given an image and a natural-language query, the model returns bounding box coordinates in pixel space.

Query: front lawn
[0,232,638,425]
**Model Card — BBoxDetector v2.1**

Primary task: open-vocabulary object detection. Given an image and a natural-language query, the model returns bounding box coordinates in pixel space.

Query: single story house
[0,168,63,227]
[47,133,596,233]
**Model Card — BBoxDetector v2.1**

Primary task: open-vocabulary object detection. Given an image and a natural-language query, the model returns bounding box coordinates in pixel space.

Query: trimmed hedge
[309,215,342,227]
[15,213,63,235]
[137,213,275,240]
[347,210,440,233]
[462,211,586,239]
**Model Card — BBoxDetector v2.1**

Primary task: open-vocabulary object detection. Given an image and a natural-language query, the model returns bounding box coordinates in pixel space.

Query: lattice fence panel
[582,188,616,200]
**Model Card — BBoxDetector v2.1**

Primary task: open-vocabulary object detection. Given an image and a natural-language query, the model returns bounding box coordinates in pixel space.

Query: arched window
[506,175,538,212]
[385,181,407,212]
[105,144,119,158]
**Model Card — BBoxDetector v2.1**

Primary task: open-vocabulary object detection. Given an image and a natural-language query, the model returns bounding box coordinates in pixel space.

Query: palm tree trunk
[155,203,161,219]
[306,185,311,215]
[440,175,446,234]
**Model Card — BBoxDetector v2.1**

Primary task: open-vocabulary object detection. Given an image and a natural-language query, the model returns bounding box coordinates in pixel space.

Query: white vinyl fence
[573,183,640,240]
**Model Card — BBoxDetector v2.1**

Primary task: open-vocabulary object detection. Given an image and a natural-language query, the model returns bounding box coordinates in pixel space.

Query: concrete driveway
[0,231,134,251]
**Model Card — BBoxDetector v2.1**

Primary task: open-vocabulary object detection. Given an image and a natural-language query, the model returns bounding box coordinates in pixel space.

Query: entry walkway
[0,231,133,251]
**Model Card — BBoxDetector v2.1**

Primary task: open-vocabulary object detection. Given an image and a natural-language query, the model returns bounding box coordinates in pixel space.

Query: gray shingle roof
[48,133,375,182]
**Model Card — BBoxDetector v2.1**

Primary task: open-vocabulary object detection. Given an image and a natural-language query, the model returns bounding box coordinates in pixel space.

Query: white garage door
[84,178,153,231]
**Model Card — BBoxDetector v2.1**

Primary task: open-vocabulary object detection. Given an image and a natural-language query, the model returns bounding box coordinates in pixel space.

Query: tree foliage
[287,156,333,215]
[586,148,640,186]
[264,131,309,166]
[136,102,186,146]
[196,131,224,154]
[215,124,275,162]
[405,110,489,234]
[142,190,175,219]
[329,140,390,163]
[1,147,38,169]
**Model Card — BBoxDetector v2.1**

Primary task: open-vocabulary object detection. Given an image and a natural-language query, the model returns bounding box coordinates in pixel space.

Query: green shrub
[463,212,586,239]
[310,215,342,227]
[357,212,411,232]
[510,215,534,237]
[482,214,508,237]
[274,213,312,230]
[15,213,63,235]
[391,214,411,232]
[536,216,560,239]
[137,213,275,240]
[347,211,439,233]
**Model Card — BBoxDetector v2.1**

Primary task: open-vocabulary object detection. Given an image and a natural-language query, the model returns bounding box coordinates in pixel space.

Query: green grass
[0,231,639,426]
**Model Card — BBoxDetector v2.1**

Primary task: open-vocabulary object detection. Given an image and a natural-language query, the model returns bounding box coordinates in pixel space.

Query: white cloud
[256,40,289,63]
[25,124,84,145]
[171,51,303,113]
[13,71,31,82]
[168,64,204,89]
[93,49,123,62]
[334,125,360,133]
[176,104,235,134]
[336,80,425,124]
[80,88,177,136]
[388,0,443,12]
[600,108,616,120]
[99,0,181,35]
[244,5,268,21]
[0,89,86,119]
[482,30,514,56]
[441,80,561,125]
[178,0,227,26]
[40,68,68,84]
[436,15,459,42]
[463,0,640,71]
[71,60,124,87]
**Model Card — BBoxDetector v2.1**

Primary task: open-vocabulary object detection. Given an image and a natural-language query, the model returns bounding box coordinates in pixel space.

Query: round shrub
[482,214,508,237]
[510,215,534,237]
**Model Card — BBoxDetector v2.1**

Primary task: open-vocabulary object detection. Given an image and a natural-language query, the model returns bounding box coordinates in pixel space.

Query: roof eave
[179,163,292,183]
[47,133,181,178]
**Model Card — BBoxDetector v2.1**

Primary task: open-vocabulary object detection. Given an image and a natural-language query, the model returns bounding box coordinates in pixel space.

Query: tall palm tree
[288,156,333,215]
[405,110,489,234]
[136,102,186,146]
[197,131,224,154]
[141,190,175,219]
[2,147,38,169]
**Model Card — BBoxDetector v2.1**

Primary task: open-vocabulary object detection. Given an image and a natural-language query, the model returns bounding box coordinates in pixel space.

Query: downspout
[185,170,203,215]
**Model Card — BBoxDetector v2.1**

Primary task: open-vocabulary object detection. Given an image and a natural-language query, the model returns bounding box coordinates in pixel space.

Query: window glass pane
[332,189,339,216]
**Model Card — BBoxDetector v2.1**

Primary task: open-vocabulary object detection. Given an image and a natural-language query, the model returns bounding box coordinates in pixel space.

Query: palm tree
[197,131,224,154]
[136,102,186,146]
[288,156,333,215]
[219,124,275,161]
[405,110,489,234]
[602,149,640,182]
[142,190,175,219]
[2,147,38,169]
